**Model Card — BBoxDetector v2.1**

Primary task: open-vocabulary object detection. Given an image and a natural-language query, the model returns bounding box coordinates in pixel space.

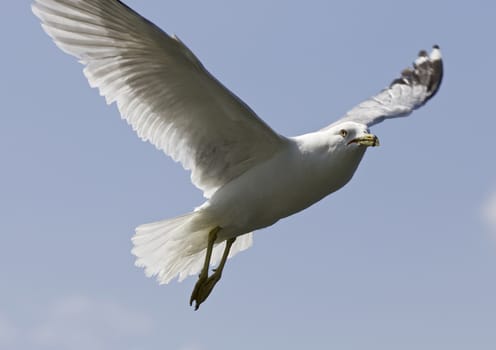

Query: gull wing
[32,0,287,198]
[329,46,443,128]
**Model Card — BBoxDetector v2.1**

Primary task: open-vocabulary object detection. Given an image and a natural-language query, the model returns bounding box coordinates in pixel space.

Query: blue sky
[2,0,496,349]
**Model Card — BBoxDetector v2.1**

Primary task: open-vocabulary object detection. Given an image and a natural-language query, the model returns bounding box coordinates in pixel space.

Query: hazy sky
[2,1,496,349]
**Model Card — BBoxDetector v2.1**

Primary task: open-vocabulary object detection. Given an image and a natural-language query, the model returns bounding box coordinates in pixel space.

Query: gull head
[331,121,380,149]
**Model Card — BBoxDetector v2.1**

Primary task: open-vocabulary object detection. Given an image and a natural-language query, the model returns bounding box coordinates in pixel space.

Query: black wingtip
[418,50,429,57]
[391,46,443,103]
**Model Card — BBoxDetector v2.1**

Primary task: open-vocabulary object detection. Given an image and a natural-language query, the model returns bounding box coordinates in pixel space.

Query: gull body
[32,0,443,309]
[206,122,369,241]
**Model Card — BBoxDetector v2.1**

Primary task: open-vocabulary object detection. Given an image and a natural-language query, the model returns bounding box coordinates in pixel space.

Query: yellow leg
[198,226,220,280]
[190,227,235,310]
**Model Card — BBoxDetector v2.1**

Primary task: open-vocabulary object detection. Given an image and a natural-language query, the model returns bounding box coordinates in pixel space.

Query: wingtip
[430,45,442,61]
[414,45,442,67]
[391,44,443,99]
[414,49,430,66]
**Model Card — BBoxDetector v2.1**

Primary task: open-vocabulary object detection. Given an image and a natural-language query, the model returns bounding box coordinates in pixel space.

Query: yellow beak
[348,133,380,147]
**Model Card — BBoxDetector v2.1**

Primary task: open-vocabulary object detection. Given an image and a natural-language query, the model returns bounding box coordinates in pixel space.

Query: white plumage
[32,0,443,308]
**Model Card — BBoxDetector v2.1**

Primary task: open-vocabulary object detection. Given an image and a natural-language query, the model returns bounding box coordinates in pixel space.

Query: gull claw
[190,272,222,310]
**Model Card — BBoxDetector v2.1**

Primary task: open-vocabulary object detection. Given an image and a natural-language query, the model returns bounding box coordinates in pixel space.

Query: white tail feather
[131,212,253,284]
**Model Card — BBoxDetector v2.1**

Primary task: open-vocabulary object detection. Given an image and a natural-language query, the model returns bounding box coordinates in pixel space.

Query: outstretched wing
[329,46,443,128]
[32,0,287,198]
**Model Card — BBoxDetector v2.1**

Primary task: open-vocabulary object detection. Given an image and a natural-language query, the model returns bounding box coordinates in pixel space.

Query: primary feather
[329,46,442,128]
[32,0,286,198]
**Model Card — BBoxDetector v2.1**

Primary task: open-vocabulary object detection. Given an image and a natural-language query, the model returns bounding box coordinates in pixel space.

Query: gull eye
[339,129,348,138]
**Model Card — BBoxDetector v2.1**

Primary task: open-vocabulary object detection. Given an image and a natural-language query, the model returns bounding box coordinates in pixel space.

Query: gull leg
[190,227,219,308]
[190,230,236,310]
[198,227,220,281]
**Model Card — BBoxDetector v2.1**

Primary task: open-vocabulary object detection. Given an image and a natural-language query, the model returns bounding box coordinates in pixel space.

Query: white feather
[328,46,443,128]
[32,0,286,199]
[132,212,253,284]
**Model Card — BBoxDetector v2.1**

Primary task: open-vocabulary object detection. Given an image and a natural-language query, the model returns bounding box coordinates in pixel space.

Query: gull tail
[131,211,253,284]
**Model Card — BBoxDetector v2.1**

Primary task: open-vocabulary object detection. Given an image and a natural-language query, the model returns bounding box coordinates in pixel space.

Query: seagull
[32,0,443,310]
